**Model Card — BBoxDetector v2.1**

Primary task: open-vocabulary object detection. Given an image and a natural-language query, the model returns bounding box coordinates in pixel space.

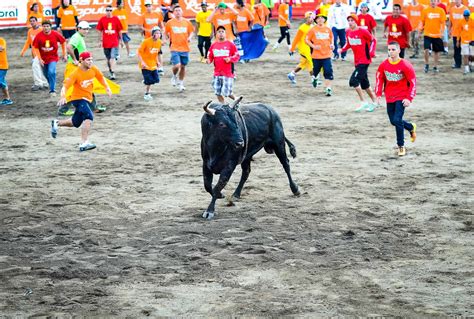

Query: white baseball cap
[77,21,90,29]
[144,0,152,5]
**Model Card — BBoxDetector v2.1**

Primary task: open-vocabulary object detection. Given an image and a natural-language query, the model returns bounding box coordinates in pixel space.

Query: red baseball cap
[79,51,92,60]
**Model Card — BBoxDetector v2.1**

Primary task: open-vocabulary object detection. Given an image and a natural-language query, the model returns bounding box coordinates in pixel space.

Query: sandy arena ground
[0,21,473,317]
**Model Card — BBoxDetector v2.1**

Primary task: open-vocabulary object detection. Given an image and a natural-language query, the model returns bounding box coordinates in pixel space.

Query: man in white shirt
[327,0,352,60]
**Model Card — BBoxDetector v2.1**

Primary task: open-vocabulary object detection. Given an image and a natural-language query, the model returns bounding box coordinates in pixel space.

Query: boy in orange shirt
[273,0,291,50]
[404,0,425,58]
[0,37,13,105]
[52,51,112,152]
[456,9,474,74]
[138,26,162,100]
[420,0,446,72]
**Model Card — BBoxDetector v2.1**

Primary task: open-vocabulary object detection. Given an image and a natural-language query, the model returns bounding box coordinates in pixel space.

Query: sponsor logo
[212,48,230,57]
[410,10,421,16]
[316,32,330,40]
[384,70,404,81]
[452,13,463,19]
[171,26,188,33]
[348,37,362,45]
[237,15,247,22]
[427,13,440,19]
[80,79,94,88]
[389,31,402,37]
[145,18,159,24]
[150,47,160,53]
[217,18,231,25]
[0,8,18,21]
[74,0,114,19]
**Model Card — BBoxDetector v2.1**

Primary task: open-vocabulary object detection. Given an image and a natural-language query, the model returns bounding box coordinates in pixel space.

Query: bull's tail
[285,137,297,158]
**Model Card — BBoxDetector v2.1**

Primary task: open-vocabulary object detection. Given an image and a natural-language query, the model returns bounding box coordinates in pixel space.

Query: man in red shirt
[207,26,240,103]
[384,4,412,58]
[96,5,122,80]
[357,3,377,37]
[375,42,417,157]
[340,15,378,112]
[32,20,66,96]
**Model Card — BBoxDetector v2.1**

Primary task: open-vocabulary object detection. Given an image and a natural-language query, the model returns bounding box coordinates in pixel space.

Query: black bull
[201,97,300,220]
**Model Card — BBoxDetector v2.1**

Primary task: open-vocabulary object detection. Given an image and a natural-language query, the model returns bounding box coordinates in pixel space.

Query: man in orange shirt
[449,0,468,68]
[165,5,194,92]
[273,0,291,50]
[456,9,474,74]
[207,2,237,41]
[141,0,165,38]
[0,37,13,105]
[254,0,271,28]
[305,14,334,96]
[138,26,162,100]
[404,0,425,58]
[420,0,446,72]
[52,51,112,152]
[234,0,254,35]
[57,0,78,39]
[114,0,135,58]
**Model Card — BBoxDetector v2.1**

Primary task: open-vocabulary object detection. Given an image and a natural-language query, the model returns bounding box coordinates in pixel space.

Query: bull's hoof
[202,211,215,220]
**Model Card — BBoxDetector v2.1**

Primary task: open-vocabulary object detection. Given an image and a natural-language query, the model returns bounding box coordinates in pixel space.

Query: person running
[327,0,352,60]
[339,15,378,112]
[20,16,49,91]
[273,0,291,51]
[113,0,135,58]
[51,51,112,152]
[357,3,377,37]
[234,0,254,35]
[455,9,474,74]
[0,37,13,105]
[207,2,237,41]
[57,0,78,39]
[164,5,194,92]
[375,42,417,157]
[404,0,425,58]
[384,4,412,58]
[96,5,123,80]
[449,0,469,68]
[141,0,165,38]
[287,11,315,86]
[207,25,240,103]
[196,2,213,63]
[32,20,67,97]
[420,0,446,73]
[138,26,162,100]
[253,0,271,29]
[305,14,334,96]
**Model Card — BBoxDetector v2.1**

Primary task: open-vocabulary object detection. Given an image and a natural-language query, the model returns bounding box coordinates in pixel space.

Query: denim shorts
[0,69,7,89]
[212,76,234,97]
[142,69,160,85]
[170,51,189,66]
[104,47,120,60]
[122,32,131,43]
[71,99,94,128]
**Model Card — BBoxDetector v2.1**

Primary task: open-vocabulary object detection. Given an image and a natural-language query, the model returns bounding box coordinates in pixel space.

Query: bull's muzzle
[234,141,245,149]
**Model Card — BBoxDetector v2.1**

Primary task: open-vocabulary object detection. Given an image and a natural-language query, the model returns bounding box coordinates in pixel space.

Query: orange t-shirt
[58,5,78,30]
[26,1,44,15]
[456,18,474,43]
[278,3,289,27]
[138,37,162,70]
[0,38,8,70]
[404,4,425,30]
[235,8,254,33]
[211,12,236,40]
[421,6,446,38]
[142,11,163,37]
[113,8,129,33]
[165,18,194,52]
[21,26,43,56]
[450,5,468,37]
[306,24,333,59]
[254,4,269,26]
[64,65,106,102]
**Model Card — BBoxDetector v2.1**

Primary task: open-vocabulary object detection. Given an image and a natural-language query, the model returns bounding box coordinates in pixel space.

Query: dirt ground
[0,21,472,317]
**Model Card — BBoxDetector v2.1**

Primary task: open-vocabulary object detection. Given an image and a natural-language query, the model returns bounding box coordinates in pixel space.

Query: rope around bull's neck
[237,109,248,165]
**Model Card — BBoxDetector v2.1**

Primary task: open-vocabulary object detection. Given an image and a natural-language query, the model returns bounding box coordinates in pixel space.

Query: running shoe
[1,99,13,105]
[171,75,177,86]
[79,142,96,152]
[158,67,164,75]
[128,52,136,58]
[341,56,347,61]
[433,67,439,73]
[31,85,41,91]
[355,102,370,112]
[94,105,107,113]
[49,91,57,97]
[409,54,418,59]
[287,72,296,84]
[109,72,116,80]
[366,102,377,112]
[51,119,59,138]
[325,87,332,97]
[464,66,470,75]
[58,107,74,116]
[311,76,318,88]
[410,123,417,143]
[424,64,429,73]
[144,93,153,101]
[452,64,461,69]
[398,146,406,156]
[178,82,186,92]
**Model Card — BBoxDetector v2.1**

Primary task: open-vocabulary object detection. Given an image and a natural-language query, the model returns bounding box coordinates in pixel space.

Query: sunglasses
[106,9,113,11]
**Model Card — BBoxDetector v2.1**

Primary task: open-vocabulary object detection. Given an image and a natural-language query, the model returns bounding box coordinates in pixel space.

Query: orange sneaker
[410,123,417,143]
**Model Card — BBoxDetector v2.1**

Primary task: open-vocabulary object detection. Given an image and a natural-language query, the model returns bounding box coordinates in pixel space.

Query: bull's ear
[203,101,216,116]
[230,96,243,110]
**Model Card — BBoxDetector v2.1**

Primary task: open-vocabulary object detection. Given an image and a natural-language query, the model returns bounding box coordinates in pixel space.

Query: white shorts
[460,43,474,56]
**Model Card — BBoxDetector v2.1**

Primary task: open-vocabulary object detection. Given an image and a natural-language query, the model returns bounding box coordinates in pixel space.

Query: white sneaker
[171,75,177,86]
[79,142,96,152]
[158,67,164,75]
[355,102,370,112]
[128,52,136,58]
[51,119,59,138]
[178,82,185,92]
[144,93,153,101]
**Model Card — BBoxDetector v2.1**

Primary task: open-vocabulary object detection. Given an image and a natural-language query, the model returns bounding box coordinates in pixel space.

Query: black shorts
[349,64,370,90]
[142,69,160,85]
[312,58,334,80]
[61,29,76,39]
[424,36,444,52]
[103,47,119,60]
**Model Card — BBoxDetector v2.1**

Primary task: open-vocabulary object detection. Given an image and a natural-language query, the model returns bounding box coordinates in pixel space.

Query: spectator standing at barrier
[208,26,240,103]
[57,0,78,39]
[0,37,13,105]
[20,16,49,91]
[96,5,123,80]
[327,0,352,60]
[384,4,412,58]
[449,0,469,68]
[404,0,425,58]
[52,52,112,152]
[375,42,417,157]
[32,20,67,97]
[456,9,474,74]
[420,0,446,73]
[138,26,162,100]
[208,2,238,41]
[339,15,378,112]
[196,2,213,63]
[28,3,44,27]
[165,5,194,92]
[114,0,135,58]
[357,3,376,37]
[272,0,291,51]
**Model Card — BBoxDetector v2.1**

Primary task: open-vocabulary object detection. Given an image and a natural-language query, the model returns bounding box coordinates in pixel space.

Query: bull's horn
[230,96,243,109]
[203,101,215,116]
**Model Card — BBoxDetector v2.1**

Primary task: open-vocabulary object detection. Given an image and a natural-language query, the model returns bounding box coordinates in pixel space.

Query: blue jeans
[332,27,346,58]
[387,101,414,147]
[43,62,57,93]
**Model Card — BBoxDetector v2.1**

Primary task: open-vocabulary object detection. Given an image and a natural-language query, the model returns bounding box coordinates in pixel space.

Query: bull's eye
[219,122,227,128]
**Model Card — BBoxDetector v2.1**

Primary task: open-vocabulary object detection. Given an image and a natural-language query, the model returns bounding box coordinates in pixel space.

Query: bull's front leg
[203,164,213,195]
[203,165,237,220]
